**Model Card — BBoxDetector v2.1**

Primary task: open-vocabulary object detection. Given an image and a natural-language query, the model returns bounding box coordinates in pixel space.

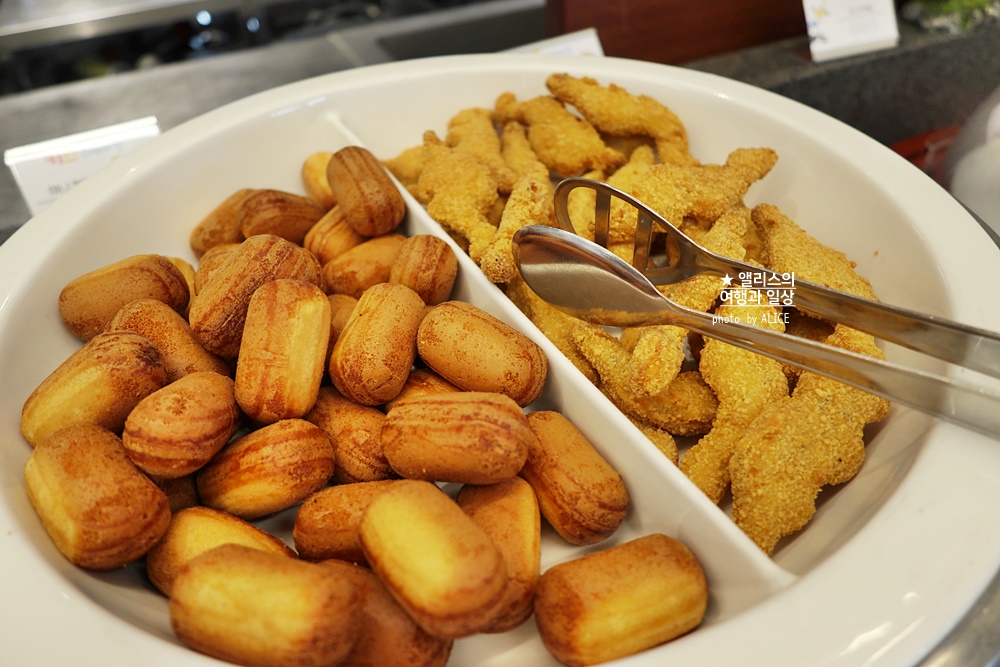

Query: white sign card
[5,116,161,216]
[506,28,605,57]
[803,0,900,62]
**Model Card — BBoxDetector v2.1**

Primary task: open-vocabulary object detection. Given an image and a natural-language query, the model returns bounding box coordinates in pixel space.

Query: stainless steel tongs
[511,177,1000,438]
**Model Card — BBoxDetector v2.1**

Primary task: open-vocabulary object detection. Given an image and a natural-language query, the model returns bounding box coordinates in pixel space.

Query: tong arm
[553,177,1000,381]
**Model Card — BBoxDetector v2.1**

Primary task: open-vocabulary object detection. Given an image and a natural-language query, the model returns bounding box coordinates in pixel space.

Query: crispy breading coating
[505,276,599,384]
[620,206,750,398]
[656,371,719,437]
[619,325,687,397]
[592,144,657,245]
[446,107,518,195]
[741,212,767,266]
[612,147,778,241]
[753,203,877,300]
[680,302,790,504]
[755,201,878,386]
[487,195,506,228]
[480,173,554,284]
[659,205,749,313]
[500,120,549,181]
[374,74,894,558]
[606,242,634,263]
[602,134,657,160]
[495,91,626,178]
[572,326,718,436]
[678,218,711,246]
[729,325,890,554]
[723,207,888,552]
[565,168,604,241]
[414,131,499,262]
[608,143,656,188]
[382,144,424,190]
[630,419,679,465]
[780,309,836,386]
[546,73,696,167]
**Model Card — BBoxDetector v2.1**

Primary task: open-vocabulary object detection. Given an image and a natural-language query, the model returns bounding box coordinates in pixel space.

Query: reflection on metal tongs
[511,177,1000,438]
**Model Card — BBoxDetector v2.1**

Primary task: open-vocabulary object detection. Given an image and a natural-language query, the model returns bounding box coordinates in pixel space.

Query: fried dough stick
[446,107,518,195]
[546,73,696,167]
[495,92,626,178]
[729,325,890,554]
[413,131,499,263]
[680,301,789,504]
[611,147,778,244]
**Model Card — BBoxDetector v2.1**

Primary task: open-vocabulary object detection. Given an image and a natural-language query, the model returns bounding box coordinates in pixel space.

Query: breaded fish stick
[613,147,778,241]
[382,144,424,191]
[414,132,499,262]
[591,144,656,244]
[546,73,696,167]
[500,120,548,181]
[753,203,878,300]
[729,326,889,554]
[572,326,718,438]
[623,206,750,398]
[446,107,517,195]
[505,276,600,384]
[680,302,789,504]
[495,92,625,177]
[480,174,554,283]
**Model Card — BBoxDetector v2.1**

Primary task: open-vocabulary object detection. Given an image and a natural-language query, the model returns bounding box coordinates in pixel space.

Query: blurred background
[0,0,886,94]
[1,0,999,236]
[0,0,475,94]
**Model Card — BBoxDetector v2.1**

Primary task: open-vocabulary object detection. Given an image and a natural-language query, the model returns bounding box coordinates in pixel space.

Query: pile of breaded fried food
[383,72,891,556]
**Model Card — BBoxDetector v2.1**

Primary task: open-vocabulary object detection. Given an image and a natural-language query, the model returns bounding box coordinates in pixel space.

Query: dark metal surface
[0,34,357,235]
[0,0,545,237]
[916,561,1000,667]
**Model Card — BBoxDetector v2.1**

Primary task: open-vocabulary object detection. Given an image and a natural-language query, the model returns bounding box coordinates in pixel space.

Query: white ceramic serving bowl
[2,54,1000,667]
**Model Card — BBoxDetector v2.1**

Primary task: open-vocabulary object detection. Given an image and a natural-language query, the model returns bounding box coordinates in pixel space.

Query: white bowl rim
[2,53,1000,667]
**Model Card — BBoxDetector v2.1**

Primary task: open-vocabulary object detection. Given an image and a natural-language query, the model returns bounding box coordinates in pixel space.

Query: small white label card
[506,28,605,57]
[4,116,160,216]
[803,0,900,62]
